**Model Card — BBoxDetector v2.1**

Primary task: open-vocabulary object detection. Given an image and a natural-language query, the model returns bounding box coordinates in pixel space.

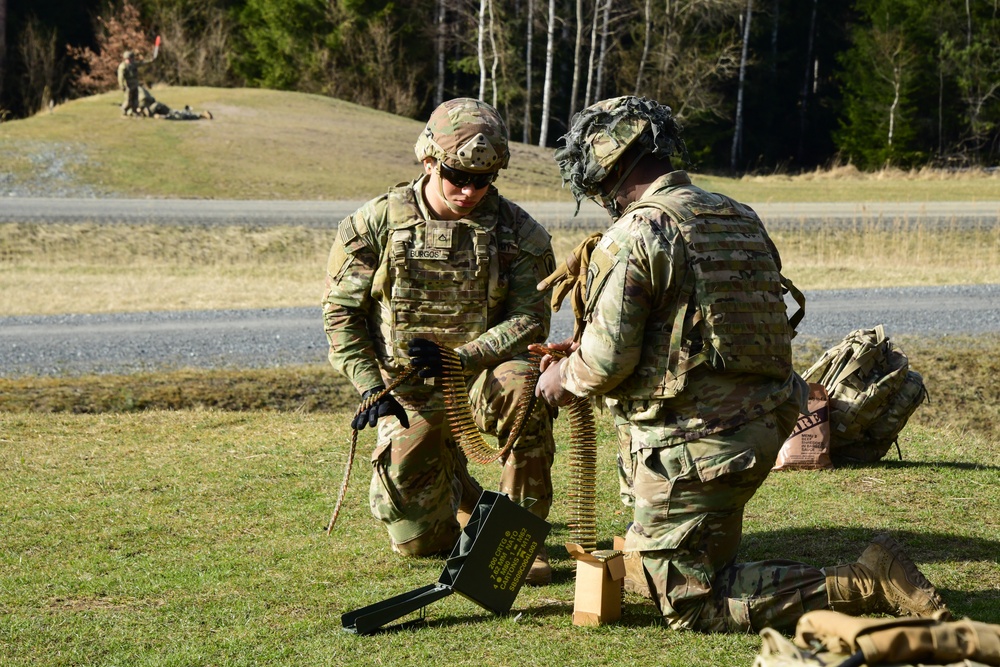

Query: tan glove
[537,232,602,341]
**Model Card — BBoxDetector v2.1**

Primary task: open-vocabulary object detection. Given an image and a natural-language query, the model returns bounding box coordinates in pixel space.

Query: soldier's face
[422,159,491,219]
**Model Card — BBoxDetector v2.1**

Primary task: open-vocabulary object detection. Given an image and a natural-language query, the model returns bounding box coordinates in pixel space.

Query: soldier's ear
[422,158,437,176]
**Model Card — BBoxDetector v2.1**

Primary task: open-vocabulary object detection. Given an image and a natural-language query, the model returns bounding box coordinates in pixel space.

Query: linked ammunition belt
[564,393,597,552]
[439,346,537,465]
[327,344,598,554]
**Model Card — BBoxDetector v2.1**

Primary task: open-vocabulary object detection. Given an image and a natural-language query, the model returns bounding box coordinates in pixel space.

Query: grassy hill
[2,86,1000,202]
[0,87,571,202]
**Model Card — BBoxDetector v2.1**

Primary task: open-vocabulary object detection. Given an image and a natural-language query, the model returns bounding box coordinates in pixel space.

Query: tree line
[2,0,998,172]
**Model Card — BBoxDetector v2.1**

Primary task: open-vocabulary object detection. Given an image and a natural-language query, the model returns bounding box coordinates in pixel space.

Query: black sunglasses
[438,163,497,189]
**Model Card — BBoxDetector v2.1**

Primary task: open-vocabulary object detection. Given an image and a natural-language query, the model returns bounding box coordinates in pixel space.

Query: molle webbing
[648,192,792,382]
[382,190,493,366]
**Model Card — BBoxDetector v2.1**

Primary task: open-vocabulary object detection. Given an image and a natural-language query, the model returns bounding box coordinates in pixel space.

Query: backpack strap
[829,325,887,387]
[783,275,806,336]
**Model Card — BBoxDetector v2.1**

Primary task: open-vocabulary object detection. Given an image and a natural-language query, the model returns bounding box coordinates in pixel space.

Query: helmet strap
[600,149,648,218]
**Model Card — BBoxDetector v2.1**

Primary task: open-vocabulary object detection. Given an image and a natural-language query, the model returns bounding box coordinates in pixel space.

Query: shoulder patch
[501,199,552,256]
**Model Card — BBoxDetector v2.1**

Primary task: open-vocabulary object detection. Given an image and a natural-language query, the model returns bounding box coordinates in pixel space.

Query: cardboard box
[566,542,625,626]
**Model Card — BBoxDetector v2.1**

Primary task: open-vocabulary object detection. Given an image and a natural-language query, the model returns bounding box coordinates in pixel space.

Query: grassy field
[1,409,997,667]
[2,86,1000,202]
[1,220,998,316]
[2,87,999,666]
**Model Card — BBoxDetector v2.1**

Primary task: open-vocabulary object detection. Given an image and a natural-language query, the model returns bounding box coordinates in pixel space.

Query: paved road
[3,197,1000,230]
[2,284,997,377]
[1,198,998,377]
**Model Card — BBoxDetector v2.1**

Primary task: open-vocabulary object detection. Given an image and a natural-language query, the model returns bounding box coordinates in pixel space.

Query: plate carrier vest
[610,184,801,399]
[369,186,520,379]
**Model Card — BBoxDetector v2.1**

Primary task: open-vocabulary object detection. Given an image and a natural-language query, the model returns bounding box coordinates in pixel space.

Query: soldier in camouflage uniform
[138,86,213,121]
[323,98,558,584]
[534,96,948,630]
[117,50,153,117]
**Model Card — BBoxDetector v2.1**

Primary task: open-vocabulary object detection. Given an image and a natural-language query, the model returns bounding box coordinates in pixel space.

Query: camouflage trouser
[614,412,636,507]
[624,395,829,633]
[369,359,555,557]
[121,87,139,115]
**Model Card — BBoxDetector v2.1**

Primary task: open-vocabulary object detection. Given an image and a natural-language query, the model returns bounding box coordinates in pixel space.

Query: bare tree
[868,27,916,151]
[568,0,584,123]
[538,0,556,146]
[488,0,499,106]
[151,4,235,88]
[634,0,652,94]
[435,0,447,107]
[66,0,151,95]
[770,0,779,78]
[328,12,423,117]
[635,0,742,121]
[941,31,1000,162]
[478,0,487,99]
[584,0,600,106]
[796,0,818,161]
[16,17,64,114]
[594,0,613,100]
[731,0,753,171]
[524,0,534,142]
[0,0,7,112]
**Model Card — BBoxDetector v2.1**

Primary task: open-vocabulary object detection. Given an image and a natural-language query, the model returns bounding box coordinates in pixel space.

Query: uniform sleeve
[322,200,386,395]
[117,63,126,90]
[560,223,655,397]
[456,211,555,374]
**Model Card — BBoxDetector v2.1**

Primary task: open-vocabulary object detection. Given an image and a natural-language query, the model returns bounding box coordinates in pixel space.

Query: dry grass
[771,218,1000,289]
[1,220,997,316]
[699,163,1000,203]
[0,222,332,314]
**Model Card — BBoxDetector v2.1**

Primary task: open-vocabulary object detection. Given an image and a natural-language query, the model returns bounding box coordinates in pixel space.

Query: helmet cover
[415,98,510,173]
[555,96,686,206]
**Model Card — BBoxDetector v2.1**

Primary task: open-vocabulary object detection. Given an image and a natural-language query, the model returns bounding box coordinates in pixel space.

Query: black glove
[407,337,447,378]
[351,386,410,431]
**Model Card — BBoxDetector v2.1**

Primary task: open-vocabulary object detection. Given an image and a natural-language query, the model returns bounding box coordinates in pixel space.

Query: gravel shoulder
[2,198,997,377]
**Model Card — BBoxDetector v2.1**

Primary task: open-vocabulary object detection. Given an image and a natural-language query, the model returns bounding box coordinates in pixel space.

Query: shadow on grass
[338,598,576,636]
[339,526,999,635]
[741,526,1000,623]
[741,527,999,565]
[840,459,1000,473]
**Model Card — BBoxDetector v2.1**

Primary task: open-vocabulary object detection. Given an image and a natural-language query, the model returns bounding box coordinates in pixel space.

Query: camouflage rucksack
[801,325,928,464]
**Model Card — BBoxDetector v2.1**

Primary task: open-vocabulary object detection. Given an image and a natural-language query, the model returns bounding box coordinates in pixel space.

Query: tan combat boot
[622,551,653,600]
[825,534,949,618]
[524,546,552,586]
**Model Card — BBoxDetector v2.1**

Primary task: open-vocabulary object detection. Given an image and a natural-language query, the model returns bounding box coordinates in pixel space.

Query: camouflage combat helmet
[555,96,687,214]
[123,50,134,60]
[415,98,510,173]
